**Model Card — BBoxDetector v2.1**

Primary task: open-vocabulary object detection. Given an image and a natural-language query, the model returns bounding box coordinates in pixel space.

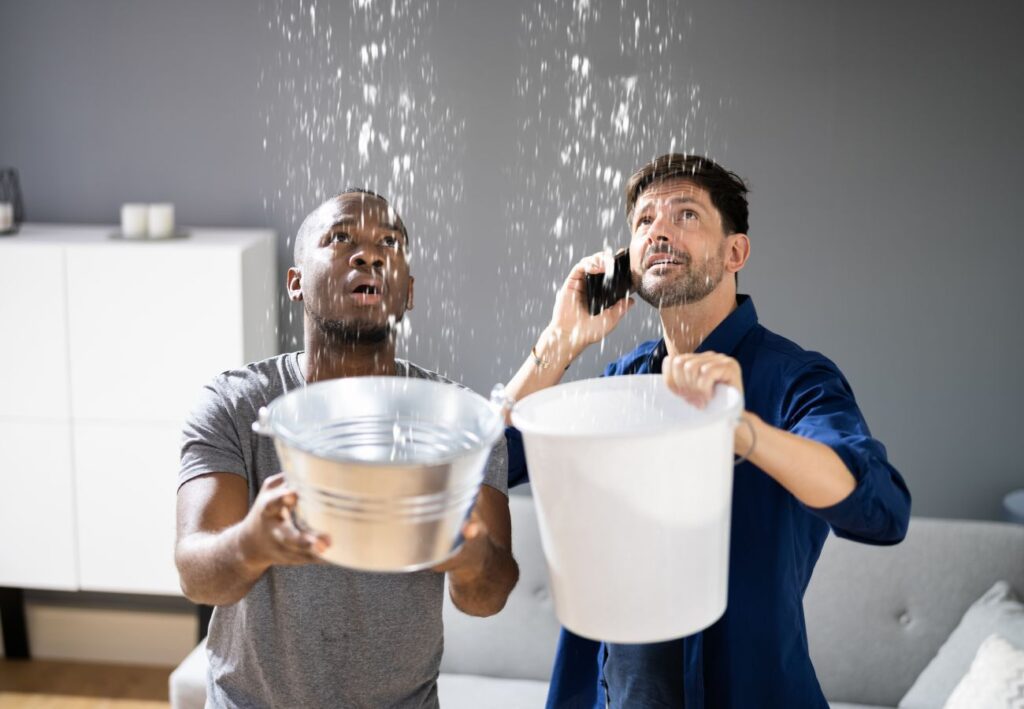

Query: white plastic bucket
[510,374,742,643]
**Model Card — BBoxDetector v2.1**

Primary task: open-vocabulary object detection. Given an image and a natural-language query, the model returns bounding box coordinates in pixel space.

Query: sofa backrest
[804,517,1024,706]
[440,493,561,680]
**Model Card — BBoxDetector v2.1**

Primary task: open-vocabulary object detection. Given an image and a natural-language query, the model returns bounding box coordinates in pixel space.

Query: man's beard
[633,243,727,309]
[307,305,392,345]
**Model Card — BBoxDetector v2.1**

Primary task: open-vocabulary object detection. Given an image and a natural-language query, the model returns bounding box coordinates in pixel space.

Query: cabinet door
[73,421,182,595]
[0,420,77,589]
[65,243,245,424]
[0,243,70,419]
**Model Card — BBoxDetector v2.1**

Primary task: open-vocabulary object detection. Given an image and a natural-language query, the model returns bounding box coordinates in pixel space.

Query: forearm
[175,522,269,606]
[504,327,581,417]
[447,539,520,617]
[738,412,857,509]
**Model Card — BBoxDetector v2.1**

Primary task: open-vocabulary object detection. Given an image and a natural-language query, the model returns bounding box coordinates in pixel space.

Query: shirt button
[898,611,912,626]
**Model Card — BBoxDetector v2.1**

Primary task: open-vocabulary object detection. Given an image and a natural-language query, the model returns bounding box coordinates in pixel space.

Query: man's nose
[648,210,672,244]
[349,248,385,269]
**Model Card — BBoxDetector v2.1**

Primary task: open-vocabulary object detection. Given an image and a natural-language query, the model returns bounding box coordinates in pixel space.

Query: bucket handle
[252,406,271,436]
[490,383,516,424]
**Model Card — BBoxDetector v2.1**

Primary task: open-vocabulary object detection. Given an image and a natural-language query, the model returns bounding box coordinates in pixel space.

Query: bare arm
[736,412,856,508]
[175,472,328,606]
[663,353,856,509]
[433,485,519,617]
[504,254,634,416]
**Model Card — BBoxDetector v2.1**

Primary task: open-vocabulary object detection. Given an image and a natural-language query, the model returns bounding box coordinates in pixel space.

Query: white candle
[0,202,12,231]
[147,203,175,238]
[121,203,148,238]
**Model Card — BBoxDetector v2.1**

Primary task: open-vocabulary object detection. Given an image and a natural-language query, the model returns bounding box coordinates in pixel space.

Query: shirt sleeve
[482,428,509,495]
[781,360,911,545]
[179,379,248,489]
[505,426,530,488]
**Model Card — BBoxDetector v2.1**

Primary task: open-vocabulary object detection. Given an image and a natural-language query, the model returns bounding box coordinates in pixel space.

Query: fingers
[262,472,286,489]
[663,352,742,408]
[270,522,328,563]
[255,473,331,565]
[566,252,608,291]
[269,515,330,564]
[431,511,492,574]
[260,485,298,519]
[462,508,489,541]
[599,294,634,325]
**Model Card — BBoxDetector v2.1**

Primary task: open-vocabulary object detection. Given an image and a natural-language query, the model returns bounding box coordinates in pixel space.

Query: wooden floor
[0,660,170,708]
[0,695,166,708]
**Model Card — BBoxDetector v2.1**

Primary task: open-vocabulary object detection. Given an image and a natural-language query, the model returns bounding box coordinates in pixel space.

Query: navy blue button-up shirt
[506,295,911,708]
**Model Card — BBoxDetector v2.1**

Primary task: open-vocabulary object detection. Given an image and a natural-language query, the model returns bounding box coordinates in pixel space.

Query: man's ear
[286,267,303,301]
[725,233,750,275]
[405,275,415,311]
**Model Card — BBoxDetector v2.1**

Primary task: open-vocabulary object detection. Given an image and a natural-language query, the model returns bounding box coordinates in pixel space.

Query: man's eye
[330,232,352,244]
[636,216,653,227]
[676,210,698,222]
[382,235,400,249]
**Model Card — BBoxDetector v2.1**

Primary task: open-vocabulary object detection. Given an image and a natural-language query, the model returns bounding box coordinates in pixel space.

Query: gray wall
[2,0,1022,521]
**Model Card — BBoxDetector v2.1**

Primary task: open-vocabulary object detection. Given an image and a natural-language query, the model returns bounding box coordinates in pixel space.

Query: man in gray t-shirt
[176,189,518,709]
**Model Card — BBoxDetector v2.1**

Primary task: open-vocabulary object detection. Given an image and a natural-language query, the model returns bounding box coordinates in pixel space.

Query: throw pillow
[899,581,1024,708]
[943,634,1024,708]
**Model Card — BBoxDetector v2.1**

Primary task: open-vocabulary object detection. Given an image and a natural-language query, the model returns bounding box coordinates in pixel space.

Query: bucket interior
[268,376,503,466]
[512,374,742,437]
[290,415,485,464]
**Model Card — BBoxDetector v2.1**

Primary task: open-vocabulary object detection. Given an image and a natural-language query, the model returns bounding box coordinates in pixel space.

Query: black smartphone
[585,248,631,316]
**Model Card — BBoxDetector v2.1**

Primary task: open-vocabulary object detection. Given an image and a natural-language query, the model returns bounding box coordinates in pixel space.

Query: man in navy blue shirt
[504,153,911,707]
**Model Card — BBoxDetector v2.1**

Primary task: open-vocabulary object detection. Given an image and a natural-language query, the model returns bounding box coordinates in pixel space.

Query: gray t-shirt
[179,353,508,709]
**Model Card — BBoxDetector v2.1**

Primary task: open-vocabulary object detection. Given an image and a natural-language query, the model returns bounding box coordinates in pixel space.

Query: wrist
[734,411,761,458]
[537,325,584,367]
[448,536,495,587]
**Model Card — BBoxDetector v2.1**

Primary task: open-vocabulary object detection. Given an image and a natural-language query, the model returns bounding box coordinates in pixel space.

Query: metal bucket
[253,376,504,572]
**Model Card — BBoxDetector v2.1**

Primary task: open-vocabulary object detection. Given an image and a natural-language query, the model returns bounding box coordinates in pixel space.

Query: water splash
[496,0,724,378]
[259,0,466,369]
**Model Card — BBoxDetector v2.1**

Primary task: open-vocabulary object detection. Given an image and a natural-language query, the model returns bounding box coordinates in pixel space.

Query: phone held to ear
[585,248,631,316]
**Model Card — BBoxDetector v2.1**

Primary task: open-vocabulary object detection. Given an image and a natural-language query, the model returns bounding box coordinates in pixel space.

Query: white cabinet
[73,422,183,594]
[66,241,249,423]
[0,242,71,419]
[0,420,77,590]
[0,224,278,595]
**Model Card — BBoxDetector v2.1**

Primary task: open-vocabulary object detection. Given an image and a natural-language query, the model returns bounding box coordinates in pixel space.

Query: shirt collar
[645,294,759,372]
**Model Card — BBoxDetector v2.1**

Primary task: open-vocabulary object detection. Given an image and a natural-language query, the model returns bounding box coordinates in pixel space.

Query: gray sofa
[805,515,1024,708]
[171,495,1024,708]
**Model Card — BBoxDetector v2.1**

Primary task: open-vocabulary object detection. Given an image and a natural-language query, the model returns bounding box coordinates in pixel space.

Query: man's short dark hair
[625,154,749,235]
[293,187,408,265]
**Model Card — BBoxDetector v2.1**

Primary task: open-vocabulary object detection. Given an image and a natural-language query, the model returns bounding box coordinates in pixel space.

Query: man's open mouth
[646,255,682,269]
[352,284,382,295]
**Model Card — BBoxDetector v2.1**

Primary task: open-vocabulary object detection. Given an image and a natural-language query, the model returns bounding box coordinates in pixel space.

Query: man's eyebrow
[323,217,407,245]
[665,196,702,207]
[327,217,403,232]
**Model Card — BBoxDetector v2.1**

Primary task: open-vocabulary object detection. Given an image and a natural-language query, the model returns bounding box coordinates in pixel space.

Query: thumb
[463,511,489,540]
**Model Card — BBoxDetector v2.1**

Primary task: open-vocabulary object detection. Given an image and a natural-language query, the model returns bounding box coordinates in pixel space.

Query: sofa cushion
[805,518,1024,707]
[440,494,561,681]
[437,673,550,708]
[898,581,1024,708]
[943,634,1024,709]
[169,638,207,709]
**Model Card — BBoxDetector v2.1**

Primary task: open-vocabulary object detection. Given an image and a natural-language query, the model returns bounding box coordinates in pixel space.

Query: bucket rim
[261,375,505,467]
[510,374,743,439]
